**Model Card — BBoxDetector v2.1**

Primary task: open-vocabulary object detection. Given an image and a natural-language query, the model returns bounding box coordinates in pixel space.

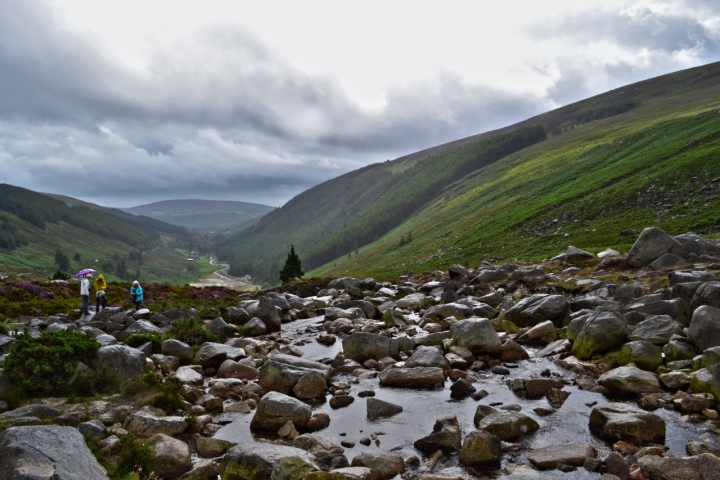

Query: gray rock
[638,453,720,480]
[527,444,597,470]
[366,398,403,419]
[251,391,312,431]
[193,342,245,368]
[220,442,318,480]
[243,318,268,336]
[617,341,664,371]
[174,365,204,386]
[149,433,192,479]
[225,306,252,325]
[293,372,328,400]
[506,294,570,328]
[476,412,539,441]
[342,333,395,362]
[378,367,445,387]
[292,434,344,458]
[93,345,145,382]
[125,319,159,335]
[163,308,201,323]
[614,285,643,303]
[162,339,194,362]
[500,339,529,361]
[630,315,683,345]
[571,310,627,360]
[421,303,472,325]
[689,305,720,351]
[628,298,687,326]
[663,339,697,363]
[249,296,282,332]
[458,430,502,466]
[449,318,502,355]
[0,426,108,479]
[413,416,462,453]
[516,320,557,345]
[218,359,259,380]
[598,365,661,395]
[350,452,405,480]
[123,411,188,437]
[405,347,449,371]
[589,403,665,446]
[78,420,108,440]
[566,246,595,262]
[258,354,332,395]
[205,317,238,337]
[626,227,680,268]
[648,253,687,270]
[0,404,60,420]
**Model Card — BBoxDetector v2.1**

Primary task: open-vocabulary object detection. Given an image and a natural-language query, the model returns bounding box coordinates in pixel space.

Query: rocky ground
[2,226,720,479]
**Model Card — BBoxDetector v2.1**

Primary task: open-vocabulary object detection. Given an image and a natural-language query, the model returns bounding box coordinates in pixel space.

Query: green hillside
[122,199,274,234]
[0,185,211,284]
[217,61,720,283]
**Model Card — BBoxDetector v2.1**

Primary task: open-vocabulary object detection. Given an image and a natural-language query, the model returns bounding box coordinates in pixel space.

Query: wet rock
[450,378,476,395]
[366,398,403,419]
[448,318,502,355]
[293,372,328,400]
[603,451,629,480]
[686,441,720,457]
[545,388,571,408]
[638,452,720,480]
[458,430,502,466]
[278,420,300,439]
[413,416,462,453]
[208,378,244,399]
[516,320,557,345]
[149,433,192,479]
[0,425,108,479]
[94,345,145,382]
[617,341,664,371]
[405,347,449,371]
[220,442,318,480]
[330,395,354,409]
[350,452,405,480]
[292,434,344,458]
[500,340,529,361]
[589,403,665,446]
[598,365,661,395]
[629,315,683,345]
[571,310,627,360]
[251,391,312,431]
[342,333,395,363]
[527,443,597,470]
[506,294,570,328]
[197,437,236,458]
[476,412,539,441]
[258,354,332,395]
[378,367,445,387]
[659,371,691,390]
[626,227,679,268]
[123,411,188,437]
[162,339,194,362]
[306,467,372,480]
[689,305,720,351]
[307,412,331,431]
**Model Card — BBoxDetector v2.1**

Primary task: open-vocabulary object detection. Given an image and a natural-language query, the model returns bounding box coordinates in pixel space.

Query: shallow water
[215,316,718,478]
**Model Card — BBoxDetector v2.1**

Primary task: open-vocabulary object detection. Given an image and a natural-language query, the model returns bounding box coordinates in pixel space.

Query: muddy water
[215,316,716,478]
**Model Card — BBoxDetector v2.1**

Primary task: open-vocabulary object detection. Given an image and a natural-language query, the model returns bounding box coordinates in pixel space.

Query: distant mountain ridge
[122,199,274,234]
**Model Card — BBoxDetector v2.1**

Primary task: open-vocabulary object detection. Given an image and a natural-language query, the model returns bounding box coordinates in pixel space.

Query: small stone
[341,440,356,448]
[359,437,371,446]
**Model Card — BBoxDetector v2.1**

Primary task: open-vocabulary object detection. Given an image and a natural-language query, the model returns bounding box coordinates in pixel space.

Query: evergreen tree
[54,249,70,271]
[279,245,304,282]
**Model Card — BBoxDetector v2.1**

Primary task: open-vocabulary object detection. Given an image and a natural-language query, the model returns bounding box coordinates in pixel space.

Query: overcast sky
[2,0,720,207]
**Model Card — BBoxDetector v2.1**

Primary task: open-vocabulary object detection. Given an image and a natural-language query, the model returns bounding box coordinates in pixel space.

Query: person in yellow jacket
[94,274,107,313]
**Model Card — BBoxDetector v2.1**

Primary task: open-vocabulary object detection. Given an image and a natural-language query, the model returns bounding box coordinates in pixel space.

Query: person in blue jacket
[130,280,144,310]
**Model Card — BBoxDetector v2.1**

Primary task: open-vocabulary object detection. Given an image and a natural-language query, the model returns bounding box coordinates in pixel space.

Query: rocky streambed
[2,226,720,480]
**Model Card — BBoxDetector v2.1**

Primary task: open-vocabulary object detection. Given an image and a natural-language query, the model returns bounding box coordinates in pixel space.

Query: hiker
[80,273,92,315]
[130,280,143,310]
[94,273,107,313]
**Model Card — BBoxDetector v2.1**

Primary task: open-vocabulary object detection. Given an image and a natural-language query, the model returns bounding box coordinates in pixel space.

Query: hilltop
[122,199,274,234]
[216,61,720,283]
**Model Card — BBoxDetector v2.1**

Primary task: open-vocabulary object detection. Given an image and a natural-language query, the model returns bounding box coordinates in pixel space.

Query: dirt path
[188,256,256,290]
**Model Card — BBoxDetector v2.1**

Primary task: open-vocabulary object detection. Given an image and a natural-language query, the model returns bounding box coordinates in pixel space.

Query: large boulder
[220,442,318,480]
[449,319,502,355]
[638,453,720,480]
[589,403,665,446]
[413,416,462,453]
[93,345,145,382]
[689,305,720,352]
[193,342,245,369]
[421,303,473,325]
[162,339,194,362]
[250,391,312,431]
[598,365,661,395]
[405,347,450,371]
[366,398,403,419]
[258,354,332,395]
[626,227,680,268]
[342,333,395,363]
[148,433,192,479]
[616,341,664,371]
[0,426,109,479]
[689,282,720,313]
[505,294,570,327]
[248,297,282,332]
[476,412,539,441]
[378,367,445,387]
[571,310,627,360]
[458,430,502,466]
[350,452,405,480]
[218,359,260,380]
[629,315,683,345]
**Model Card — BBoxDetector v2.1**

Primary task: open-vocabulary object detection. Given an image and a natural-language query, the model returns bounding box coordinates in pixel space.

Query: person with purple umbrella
[80,273,92,315]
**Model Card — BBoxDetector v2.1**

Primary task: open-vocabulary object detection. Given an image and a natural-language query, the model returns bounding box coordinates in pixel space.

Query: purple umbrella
[75,268,97,278]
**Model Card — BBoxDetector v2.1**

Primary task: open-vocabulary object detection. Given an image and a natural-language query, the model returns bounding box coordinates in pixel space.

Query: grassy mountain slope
[0,185,209,283]
[313,62,720,279]
[122,199,274,234]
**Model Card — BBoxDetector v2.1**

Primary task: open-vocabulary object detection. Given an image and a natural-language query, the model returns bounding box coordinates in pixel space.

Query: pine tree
[279,245,304,283]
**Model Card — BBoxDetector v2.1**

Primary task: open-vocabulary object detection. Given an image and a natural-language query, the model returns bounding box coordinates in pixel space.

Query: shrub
[0,323,8,335]
[163,317,218,346]
[3,330,105,397]
[88,433,155,480]
[123,333,162,354]
[121,373,184,413]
